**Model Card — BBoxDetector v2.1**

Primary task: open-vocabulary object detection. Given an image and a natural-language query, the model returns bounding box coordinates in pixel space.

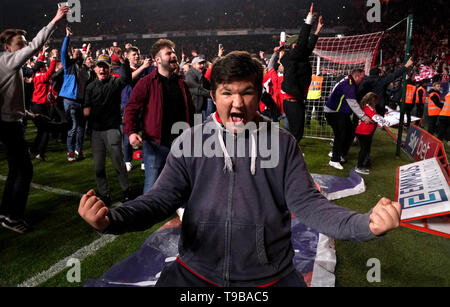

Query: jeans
[204,98,216,120]
[0,121,33,220]
[142,139,170,194]
[63,98,85,153]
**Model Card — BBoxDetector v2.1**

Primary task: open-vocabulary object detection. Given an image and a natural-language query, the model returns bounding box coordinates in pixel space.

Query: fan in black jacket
[280,3,323,143]
[357,58,413,116]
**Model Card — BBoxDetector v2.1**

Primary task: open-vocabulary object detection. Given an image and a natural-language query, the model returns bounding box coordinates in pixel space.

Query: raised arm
[1,6,69,72]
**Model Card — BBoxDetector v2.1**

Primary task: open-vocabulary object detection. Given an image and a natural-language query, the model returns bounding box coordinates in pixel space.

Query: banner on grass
[396,157,450,238]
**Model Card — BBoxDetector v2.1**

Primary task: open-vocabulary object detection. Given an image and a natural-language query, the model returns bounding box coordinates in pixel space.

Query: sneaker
[35,154,46,161]
[1,218,32,234]
[329,160,344,170]
[328,151,346,163]
[75,150,85,160]
[355,167,370,175]
[125,162,132,172]
[67,152,76,162]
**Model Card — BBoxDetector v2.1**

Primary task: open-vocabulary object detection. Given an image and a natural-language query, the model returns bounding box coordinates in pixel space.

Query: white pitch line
[0,172,122,286]
[0,174,124,287]
[0,175,83,197]
[17,234,117,287]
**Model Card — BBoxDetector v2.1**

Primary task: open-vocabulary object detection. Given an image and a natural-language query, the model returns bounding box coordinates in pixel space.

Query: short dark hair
[125,46,140,55]
[351,68,365,76]
[150,39,175,59]
[369,67,380,76]
[0,29,26,45]
[210,51,263,99]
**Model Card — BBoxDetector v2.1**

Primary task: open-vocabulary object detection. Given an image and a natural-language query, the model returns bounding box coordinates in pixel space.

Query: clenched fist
[78,189,110,231]
[369,197,402,236]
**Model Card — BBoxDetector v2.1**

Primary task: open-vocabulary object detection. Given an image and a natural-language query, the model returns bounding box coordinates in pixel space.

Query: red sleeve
[37,51,45,61]
[42,59,57,82]
[204,67,212,82]
[363,106,376,118]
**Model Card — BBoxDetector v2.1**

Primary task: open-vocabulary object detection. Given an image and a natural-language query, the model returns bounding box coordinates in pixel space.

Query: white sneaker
[329,160,344,170]
[355,167,370,175]
[141,163,145,170]
[329,151,346,163]
[125,162,132,172]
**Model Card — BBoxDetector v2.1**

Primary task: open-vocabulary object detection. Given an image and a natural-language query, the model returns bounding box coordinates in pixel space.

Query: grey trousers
[91,129,129,197]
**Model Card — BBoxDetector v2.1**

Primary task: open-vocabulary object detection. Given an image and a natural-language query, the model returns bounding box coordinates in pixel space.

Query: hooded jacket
[103,114,376,286]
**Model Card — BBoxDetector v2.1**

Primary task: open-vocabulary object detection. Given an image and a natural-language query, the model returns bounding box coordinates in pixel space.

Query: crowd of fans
[0,1,448,235]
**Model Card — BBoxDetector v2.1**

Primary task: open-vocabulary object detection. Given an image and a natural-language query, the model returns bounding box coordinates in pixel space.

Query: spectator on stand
[124,39,194,194]
[0,5,69,233]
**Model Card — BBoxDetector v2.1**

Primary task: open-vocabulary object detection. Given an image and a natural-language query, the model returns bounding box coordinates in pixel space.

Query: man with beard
[124,39,194,193]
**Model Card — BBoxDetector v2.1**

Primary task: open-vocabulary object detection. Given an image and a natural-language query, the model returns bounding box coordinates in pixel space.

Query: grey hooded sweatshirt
[103,114,376,286]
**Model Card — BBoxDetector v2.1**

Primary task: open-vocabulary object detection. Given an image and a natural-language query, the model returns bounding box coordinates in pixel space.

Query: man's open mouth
[230,112,244,123]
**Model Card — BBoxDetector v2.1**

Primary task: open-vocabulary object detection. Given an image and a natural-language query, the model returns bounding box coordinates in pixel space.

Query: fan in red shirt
[30,48,58,161]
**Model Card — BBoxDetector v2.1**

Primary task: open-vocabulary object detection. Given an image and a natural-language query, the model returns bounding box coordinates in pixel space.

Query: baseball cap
[286,34,299,46]
[95,54,111,66]
[192,56,206,65]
